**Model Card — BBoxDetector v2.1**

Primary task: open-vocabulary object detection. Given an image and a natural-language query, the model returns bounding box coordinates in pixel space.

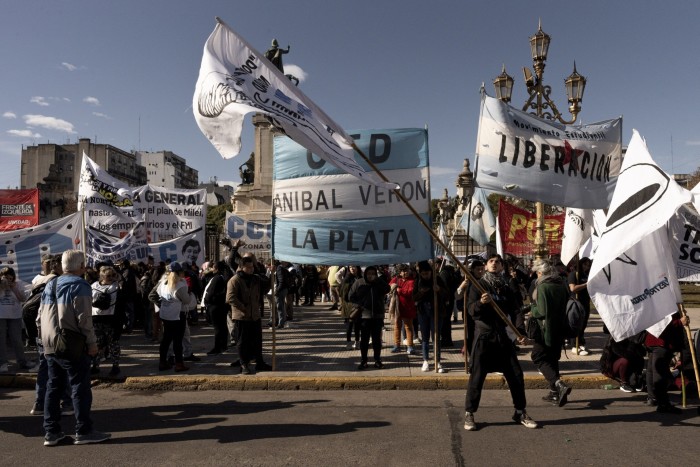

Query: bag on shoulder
[22,282,48,321]
[348,305,361,320]
[526,316,542,341]
[54,327,87,361]
[92,290,112,310]
[563,297,585,338]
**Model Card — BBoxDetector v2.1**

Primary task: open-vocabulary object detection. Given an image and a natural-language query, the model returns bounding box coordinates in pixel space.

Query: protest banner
[0,212,82,283]
[476,94,622,208]
[149,229,205,266]
[670,205,700,282]
[497,199,564,256]
[225,212,271,254]
[78,154,207,243]
[272,128,431,265]
[0,188,39,231]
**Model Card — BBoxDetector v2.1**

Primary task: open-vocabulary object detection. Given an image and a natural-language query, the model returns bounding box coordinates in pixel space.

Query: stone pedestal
[231,114,282,259]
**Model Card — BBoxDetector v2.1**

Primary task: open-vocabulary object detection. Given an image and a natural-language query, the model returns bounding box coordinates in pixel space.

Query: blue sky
[2,0,699,196]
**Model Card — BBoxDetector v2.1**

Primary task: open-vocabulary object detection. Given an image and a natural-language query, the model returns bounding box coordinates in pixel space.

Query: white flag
[692,181,700,213]
[193,18,394,189]
[588,130,692,341]
[459,187,496,246]
[560,208,593,265]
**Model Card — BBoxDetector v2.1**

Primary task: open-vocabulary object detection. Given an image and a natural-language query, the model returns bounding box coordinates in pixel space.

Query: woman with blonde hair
[157,262,191,371]
[90,265,120,376]
[0,267,31,373]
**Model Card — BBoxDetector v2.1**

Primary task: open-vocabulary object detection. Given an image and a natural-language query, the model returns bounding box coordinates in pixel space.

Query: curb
[1,374,616,391]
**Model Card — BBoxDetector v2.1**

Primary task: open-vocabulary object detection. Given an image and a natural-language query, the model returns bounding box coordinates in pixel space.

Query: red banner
[498,199,565,256]
[0,189,39,231]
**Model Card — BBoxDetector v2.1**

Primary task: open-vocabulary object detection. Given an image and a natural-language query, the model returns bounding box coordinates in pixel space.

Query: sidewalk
[2,305,698,391]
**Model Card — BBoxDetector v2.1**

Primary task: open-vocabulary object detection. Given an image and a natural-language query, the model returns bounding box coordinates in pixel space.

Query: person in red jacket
[389,264,417,355]
[644,312,690,414]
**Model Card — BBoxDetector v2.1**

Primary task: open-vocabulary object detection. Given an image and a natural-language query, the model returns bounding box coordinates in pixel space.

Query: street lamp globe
[493,65,514,103]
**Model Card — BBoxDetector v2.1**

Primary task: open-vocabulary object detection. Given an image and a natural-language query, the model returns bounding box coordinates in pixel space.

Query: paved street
[1,388,698,466]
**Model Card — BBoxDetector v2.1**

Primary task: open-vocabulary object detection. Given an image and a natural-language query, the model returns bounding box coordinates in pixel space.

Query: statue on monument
[264,38,299,85]
[264,39,290,73]
[239,152,255,185]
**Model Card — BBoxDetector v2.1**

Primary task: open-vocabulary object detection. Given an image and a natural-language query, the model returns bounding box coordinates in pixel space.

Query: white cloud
[61,62,77,71]
[3,112,16,119]
[283,64,308,84]
[92,112,112,119]
[7,129,41,138]
[48,97,71,103]
[30,96,49,106]
[83,96,100,106]
[23,114,76,133]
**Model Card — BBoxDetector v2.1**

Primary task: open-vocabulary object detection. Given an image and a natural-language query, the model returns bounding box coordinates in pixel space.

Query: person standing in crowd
[270,260,290,329]
[115,259,137,333]
[339,265,362,349]
[464,254,537,431]
[389,264,416,355]
[0,267,31,373]
[529,258,572,407]
[413,261,449,373]
[90,266,121,376]
[456,259,484,362]
[204,261,230,355]
[567,257,592,355]
[301,264,319,306]
[327,265,341,311]
[40,250,111,446]
[156,262,191,372]
[349,265,390,370]
[645,312,689,414]
[31,255,71,416]
[227,256,271,374]
[438,259,460,347]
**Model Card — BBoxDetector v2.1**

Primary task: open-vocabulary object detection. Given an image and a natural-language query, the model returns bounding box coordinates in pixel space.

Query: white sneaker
[578,346,590,356]
[421,360,430,372]
[464,411,476,431]
[571,345,580,355]
[402,339,407,345]
[0,364,9,373]
[437,363,446,374]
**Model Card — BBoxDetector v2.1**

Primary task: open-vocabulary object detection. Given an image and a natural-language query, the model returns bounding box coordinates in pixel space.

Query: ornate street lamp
[493,21,587,258]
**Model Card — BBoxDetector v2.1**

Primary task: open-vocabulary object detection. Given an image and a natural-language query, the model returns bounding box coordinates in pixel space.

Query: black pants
[531,341,562,390]
[234,319,263,366]
[466,331,526,412]
[646,346,673,405]
[359,318,383,363]
[210,304,229,352]
[160,313,186,363]
[345,318,360,342]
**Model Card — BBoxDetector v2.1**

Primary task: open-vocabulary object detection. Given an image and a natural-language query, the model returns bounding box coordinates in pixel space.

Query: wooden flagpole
[678,303,700,402]
[351,143,523,339]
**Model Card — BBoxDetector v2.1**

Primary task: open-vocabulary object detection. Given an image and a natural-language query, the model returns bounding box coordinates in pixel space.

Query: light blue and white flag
[0,212,82,283]
[459,187,496,246]
[272,128,431,265]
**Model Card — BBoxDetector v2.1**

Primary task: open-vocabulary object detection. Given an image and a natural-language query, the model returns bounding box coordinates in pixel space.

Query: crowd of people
[1,241,697,444]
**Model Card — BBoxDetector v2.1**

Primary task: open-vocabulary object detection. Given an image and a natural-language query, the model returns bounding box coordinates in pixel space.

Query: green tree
[206,204,232,234]
[688,165,700,190]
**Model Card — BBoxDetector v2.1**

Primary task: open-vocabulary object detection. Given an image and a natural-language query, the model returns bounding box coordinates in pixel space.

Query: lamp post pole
[492,21,586,259]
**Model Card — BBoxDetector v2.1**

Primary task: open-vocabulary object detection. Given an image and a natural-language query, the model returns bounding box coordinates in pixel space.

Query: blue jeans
[35,339,71,408]
[276,289,288,327]
[418,311,443,362]
[44,353,94,436]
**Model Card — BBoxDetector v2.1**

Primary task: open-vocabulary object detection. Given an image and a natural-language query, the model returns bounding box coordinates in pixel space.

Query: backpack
[563,296,585,338]
[92,290,113,310]
[22,281,49,321]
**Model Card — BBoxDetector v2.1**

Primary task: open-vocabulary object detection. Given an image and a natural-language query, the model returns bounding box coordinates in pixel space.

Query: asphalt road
[1,387,698,466]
